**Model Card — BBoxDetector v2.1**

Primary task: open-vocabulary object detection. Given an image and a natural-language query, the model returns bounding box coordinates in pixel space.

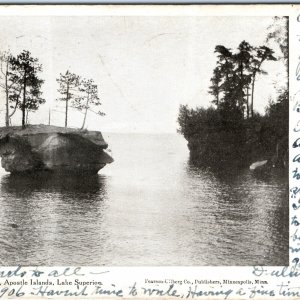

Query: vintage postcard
[0,3,297,299]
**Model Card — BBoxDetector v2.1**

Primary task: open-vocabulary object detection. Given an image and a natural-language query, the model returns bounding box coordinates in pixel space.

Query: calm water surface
[0,133,288,266]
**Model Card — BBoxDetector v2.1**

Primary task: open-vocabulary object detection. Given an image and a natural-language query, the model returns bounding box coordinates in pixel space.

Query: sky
[0,15,287,133]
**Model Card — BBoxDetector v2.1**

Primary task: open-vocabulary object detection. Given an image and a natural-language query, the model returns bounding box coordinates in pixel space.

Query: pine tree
[9,50,45,128]
[249,46,276,117]
[56,70,80,127]
[73,78,104,129]
[208,66,222,107]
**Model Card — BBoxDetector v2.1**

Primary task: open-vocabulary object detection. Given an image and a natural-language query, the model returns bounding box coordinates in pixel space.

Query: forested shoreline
[177,17,288,170]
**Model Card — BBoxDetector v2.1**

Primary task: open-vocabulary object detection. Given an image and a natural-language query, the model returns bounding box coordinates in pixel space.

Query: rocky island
[0,125,113,174]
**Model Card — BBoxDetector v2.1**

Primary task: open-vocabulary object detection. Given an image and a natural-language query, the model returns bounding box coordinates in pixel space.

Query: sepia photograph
[0,11,288,266]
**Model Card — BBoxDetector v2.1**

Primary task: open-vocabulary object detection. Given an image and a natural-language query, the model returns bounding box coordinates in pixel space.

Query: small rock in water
[249,160,268,170]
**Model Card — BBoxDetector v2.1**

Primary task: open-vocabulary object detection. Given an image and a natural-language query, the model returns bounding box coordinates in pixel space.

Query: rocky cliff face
[0,125,113,174]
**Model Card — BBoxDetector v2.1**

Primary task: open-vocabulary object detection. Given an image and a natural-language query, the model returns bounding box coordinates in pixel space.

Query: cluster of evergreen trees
[178,18,288,168]
[0,50,104,129]
[0,50,45,128]
[56,71,104,129]
[208,42,276,126]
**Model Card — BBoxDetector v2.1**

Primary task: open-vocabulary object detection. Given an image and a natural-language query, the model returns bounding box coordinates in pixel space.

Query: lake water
[0,133,288,266]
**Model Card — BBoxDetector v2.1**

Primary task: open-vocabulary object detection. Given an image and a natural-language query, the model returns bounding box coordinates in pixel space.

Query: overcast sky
[0,16,286,133]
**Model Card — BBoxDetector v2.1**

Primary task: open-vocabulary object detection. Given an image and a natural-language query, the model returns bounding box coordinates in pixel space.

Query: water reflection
[0,173,108,265]
[1,172,106,196]
[186,159,289,266]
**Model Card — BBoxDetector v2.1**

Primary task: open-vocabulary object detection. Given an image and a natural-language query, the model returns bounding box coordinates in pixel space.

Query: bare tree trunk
[9,89,21,119]
[246,87,249,119]
[65,99,68,127]
[22,70,26,129]
[65,85,69,128]
[5,61,9,127]
[239,61,244,112]
[251,60,265,118]
[81,95,90,130]
[251,74,256,118]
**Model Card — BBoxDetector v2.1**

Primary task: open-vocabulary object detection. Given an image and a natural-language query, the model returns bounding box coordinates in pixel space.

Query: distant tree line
[0,50,104,129]
[178,17,288,169]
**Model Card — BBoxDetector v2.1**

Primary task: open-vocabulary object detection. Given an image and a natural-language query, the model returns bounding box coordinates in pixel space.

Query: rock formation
[0,125,113,174]
[249,160,268,171]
